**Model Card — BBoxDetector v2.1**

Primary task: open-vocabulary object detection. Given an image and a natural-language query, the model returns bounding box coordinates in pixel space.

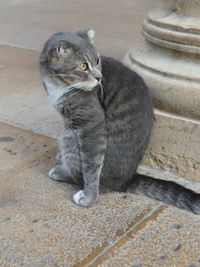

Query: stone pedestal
[123,0,200,181]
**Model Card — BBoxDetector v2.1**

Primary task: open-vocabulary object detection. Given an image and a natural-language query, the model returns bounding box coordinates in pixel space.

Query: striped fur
[39,29,200,213]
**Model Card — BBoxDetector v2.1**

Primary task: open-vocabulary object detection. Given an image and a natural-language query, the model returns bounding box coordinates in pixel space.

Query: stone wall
[142,110,200,181]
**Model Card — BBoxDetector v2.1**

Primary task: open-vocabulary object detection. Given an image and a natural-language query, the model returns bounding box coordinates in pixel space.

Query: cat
[39,28,200,214]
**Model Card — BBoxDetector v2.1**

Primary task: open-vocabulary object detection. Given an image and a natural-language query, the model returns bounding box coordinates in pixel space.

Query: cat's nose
[92,67,102,82]
[96,76,102,82]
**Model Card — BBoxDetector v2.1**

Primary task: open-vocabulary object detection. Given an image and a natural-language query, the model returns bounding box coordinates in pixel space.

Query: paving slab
[0,123,57,176]
[1,123,200,267]
[98,207,200,267]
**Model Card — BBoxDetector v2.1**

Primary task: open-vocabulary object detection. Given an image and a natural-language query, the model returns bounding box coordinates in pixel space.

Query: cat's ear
[87,29,95,44]
[57,41,72,56]
[78,28,96,44]
[51,41,72,58]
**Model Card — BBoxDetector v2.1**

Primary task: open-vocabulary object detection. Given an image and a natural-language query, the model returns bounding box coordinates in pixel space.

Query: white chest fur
[43,78,98,107]
[43,77,68,106]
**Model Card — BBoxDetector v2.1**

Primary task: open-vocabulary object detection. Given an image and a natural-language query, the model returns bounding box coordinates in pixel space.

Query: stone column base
[124,42,200,120]
[123,0,200,182]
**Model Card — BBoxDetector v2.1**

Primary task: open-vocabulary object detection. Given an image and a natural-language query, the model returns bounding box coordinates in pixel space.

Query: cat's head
[40,28,102,91]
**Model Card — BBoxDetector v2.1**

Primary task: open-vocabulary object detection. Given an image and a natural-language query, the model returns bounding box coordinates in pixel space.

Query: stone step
[1,122,200,267]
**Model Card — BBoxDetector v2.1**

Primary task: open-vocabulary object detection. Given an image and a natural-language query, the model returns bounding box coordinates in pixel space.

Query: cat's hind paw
[49,167,64,181]
[73,190,97,207]
[49,166,75,184]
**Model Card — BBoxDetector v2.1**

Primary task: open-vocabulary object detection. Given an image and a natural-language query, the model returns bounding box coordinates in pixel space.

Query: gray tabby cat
[39,28,200,214]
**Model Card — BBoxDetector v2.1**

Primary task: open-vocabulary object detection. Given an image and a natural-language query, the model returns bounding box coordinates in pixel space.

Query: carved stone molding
[124,0,200,120]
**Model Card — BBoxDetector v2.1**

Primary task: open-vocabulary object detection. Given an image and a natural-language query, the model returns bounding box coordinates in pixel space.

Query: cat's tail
[128,174,200,215]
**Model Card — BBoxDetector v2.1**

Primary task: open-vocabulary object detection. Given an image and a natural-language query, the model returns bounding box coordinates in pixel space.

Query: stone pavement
[1,122,200,267]
[1,0,200,266]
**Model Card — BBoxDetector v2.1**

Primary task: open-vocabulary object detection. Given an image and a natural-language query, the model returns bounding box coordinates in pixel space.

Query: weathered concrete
[142,110,200,181]
[1,123,200,267]
[98,207,200,267]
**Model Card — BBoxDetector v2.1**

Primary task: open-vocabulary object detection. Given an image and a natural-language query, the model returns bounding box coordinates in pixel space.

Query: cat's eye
[80,63,89,71]
[97,58,100,65]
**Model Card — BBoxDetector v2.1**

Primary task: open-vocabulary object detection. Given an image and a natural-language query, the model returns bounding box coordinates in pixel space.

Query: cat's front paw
[73,190,97,207]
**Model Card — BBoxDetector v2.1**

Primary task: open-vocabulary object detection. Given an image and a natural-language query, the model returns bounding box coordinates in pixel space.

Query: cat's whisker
[49,73,69,78]
[64,86,82,96]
